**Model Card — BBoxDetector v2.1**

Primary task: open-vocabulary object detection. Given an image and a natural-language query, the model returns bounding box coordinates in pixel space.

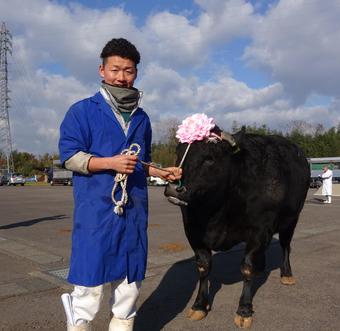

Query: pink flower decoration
[176,113,216,144]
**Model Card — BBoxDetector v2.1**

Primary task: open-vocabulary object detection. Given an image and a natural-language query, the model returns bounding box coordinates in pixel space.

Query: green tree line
[1,120,340,176]
[151,120,340,166]
[231,121,340,158]
[0,151,58,177]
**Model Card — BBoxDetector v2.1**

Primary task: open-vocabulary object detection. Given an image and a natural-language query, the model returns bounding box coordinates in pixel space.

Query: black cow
[164,127,310,328]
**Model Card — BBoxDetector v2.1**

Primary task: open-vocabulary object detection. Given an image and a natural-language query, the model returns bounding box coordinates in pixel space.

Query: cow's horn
[221,131,240,153]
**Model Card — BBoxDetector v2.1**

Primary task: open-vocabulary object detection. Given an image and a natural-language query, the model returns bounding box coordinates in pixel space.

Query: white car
[148,176,167,186]
[7,173,26,186]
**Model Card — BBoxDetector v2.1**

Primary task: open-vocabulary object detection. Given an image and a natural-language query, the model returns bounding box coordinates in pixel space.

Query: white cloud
[140,63,339,135]
[196,78,284,113]
[143,12,206,67]
[244,0,340,103]
[139,64,308,133]
[139,64,198,119]
[2,0,141,81]
[142,0,258,68]
[197,0,258,43]
[10,70,93,154]
[220,103,340,134]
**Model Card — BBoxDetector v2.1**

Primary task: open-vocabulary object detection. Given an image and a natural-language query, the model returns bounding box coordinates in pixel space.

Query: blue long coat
[59,92,152,286]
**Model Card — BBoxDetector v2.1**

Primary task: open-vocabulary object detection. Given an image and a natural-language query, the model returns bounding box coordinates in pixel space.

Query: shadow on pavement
[0,214,67,229]
[305,197,326,204]
[135,240,282,331]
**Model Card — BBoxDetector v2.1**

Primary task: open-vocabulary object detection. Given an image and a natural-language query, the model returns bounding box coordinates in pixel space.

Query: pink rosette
[176,113,216,144]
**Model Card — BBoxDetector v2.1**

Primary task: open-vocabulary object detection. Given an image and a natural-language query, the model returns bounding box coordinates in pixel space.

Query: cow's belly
[202,228,243,252]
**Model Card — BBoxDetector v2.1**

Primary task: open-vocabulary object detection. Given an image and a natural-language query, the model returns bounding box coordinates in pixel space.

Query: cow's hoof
[281,276,296,285]
[187,309,207,321]
[234,314,253,329]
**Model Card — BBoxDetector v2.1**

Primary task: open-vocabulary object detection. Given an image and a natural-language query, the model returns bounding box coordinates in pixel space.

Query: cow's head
[164,127,243,207]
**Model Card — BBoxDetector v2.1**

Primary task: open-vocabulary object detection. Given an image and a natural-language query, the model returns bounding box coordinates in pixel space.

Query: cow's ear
[212,125,222,136]
[235,126,246,143]
[228,129,243,154]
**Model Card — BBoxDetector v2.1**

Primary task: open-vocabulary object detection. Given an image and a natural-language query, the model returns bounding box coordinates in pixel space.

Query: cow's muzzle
[164,183,188,206]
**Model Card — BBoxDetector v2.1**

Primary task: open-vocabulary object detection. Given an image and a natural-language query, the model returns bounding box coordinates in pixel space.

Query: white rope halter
[111,143,141,215]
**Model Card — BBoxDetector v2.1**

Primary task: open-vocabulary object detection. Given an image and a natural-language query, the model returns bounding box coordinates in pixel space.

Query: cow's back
[233,133,309,223]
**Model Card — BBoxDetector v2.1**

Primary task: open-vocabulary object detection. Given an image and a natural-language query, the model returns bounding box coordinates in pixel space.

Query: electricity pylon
[0,22,14,174]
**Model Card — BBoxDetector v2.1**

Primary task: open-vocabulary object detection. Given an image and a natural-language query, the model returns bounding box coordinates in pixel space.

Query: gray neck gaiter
[102,81,140,113]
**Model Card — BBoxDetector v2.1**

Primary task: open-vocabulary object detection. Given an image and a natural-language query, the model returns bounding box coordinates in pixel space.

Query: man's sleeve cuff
[65,151,93,175]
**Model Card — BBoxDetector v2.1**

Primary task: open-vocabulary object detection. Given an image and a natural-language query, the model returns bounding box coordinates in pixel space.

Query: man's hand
[110,155,138,174]
[88,155,138,174]
[163,167,182,182]
[149,166,182,182]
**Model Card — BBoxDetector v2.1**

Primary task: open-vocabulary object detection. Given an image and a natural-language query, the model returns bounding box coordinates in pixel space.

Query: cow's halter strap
[178,132,240,170]
[173,132,240,189]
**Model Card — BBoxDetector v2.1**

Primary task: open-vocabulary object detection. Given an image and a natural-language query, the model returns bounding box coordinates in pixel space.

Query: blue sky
[58,0,202,22]
[1,0,340,154]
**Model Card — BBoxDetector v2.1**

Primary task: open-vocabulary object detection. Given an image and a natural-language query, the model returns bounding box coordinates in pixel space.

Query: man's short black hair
[100,38,140,67]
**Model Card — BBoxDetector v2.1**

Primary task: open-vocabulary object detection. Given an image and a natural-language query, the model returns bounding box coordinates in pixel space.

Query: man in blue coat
[59,38,181,331]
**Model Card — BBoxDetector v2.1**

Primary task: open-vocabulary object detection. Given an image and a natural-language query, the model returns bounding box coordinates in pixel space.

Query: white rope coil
[111,143,141,215]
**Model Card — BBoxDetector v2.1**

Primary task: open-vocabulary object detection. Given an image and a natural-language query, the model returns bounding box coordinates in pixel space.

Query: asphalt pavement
[0,185,339,331]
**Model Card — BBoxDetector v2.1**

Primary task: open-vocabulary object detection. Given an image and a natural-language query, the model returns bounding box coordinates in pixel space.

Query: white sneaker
[67,323,92,331]
[108,317,134,331]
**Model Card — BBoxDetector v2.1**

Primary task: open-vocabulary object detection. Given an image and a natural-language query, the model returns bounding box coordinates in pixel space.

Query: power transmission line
[0,21,14,174]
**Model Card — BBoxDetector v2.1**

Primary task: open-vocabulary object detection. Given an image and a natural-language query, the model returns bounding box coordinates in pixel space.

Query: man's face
[99,55,137,88]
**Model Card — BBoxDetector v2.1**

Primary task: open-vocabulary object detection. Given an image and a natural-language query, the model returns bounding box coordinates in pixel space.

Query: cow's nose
[164,183,178,197]
[164,183,188,206]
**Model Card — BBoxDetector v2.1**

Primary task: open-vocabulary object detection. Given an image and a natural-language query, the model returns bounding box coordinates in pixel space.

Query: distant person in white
[319,165,333,203]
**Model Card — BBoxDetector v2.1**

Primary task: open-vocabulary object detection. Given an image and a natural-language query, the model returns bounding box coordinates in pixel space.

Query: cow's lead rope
[111,143,141,215]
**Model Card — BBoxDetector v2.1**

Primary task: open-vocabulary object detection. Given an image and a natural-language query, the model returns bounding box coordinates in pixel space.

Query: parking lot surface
[0,185,339,331]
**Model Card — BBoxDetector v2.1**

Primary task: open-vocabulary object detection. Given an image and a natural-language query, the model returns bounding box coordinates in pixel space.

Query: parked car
[50,160,72,186]
[332,177,340,183]
[146,163,168,186]
[0,175,9,186]
[7,173,25,186]
[25,176,38,183]
[147,176,168,186]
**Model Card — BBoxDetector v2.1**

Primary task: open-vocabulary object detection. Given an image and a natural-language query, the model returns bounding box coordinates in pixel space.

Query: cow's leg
[187,248,211,321]
[279,220,297,285]
[234,234,270,329]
